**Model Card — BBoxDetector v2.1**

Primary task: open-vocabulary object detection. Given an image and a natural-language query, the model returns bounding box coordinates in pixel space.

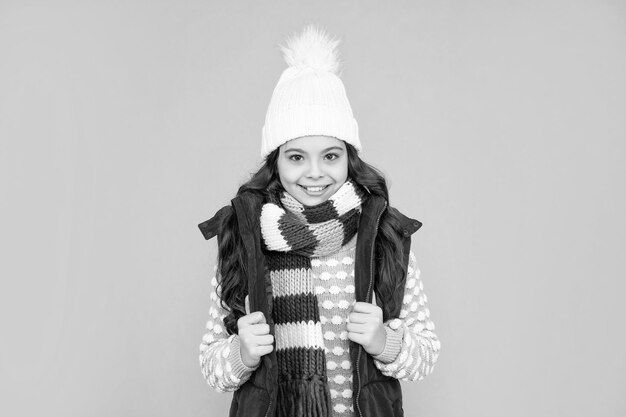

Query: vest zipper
[265,399,272,417]
[355,200,387,417]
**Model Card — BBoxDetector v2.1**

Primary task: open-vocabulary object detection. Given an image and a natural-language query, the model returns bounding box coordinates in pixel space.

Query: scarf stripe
[266,251,311,270]
[272,293,320,324]
[338,209,360,246]
[276,347,328,378]
[279,220,317,255]
[274,322,325,350]
[270,269,312,296]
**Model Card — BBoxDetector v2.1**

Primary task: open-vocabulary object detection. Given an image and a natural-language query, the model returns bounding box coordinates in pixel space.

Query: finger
[347,332,367,346]
[237,315,250,330]
[349,312,370,324]
[255,311,267,324]
[255,334,274,346]
[249,323,271,335]
[254,344,274,357]
[353,302,378,314]
[248,311,267,325]
[239,311,266,328]
[245,295,250,315]
[347,322,367,334]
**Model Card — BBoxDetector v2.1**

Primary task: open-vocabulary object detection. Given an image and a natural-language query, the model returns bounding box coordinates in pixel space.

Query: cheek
[334,160,349,182]
[277,161,299,185]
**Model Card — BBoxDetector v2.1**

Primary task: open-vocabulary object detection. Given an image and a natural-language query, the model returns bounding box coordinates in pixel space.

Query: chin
[304,197,327,206]
[297,195,324,206]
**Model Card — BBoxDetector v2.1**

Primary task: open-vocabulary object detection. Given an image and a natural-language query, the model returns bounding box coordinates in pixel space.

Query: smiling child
[198,25,440,417]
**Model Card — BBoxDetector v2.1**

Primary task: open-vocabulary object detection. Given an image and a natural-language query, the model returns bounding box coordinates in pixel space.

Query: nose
[306,160,324,179]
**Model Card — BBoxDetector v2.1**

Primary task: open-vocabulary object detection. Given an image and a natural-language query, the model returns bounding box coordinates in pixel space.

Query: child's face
[277,135,349,206]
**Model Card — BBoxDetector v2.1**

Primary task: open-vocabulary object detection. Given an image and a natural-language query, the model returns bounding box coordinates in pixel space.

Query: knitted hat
[261,25,361,160]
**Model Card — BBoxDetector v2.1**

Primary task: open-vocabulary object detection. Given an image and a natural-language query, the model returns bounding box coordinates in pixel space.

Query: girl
[198,25,440,417]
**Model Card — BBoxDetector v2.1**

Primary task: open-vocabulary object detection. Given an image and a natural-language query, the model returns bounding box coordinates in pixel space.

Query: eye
[288,154,303,162]
[325,153,340,161]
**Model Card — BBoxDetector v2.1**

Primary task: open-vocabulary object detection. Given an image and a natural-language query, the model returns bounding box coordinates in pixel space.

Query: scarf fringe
[276,377,332,417]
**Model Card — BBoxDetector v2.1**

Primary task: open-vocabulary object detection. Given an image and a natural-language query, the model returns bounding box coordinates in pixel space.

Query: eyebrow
[284,146,345,154]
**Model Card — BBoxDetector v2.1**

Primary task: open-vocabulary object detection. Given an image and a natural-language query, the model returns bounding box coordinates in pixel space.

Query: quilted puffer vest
[199,191,422,417]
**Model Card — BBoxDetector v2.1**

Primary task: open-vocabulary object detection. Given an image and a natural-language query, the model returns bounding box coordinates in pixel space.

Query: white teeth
[302,185,327,192]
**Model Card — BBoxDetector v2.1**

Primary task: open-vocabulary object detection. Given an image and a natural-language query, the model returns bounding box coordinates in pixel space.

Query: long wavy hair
[217,143,407,334]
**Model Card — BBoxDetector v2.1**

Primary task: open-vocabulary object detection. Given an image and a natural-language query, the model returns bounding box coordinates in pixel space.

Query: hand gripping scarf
[260,180,365,417]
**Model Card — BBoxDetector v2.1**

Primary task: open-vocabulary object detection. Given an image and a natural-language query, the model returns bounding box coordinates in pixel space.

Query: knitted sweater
[199,236,440,416]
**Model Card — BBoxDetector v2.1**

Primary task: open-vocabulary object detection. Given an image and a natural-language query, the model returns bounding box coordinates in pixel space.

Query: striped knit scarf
[260,180,365,417]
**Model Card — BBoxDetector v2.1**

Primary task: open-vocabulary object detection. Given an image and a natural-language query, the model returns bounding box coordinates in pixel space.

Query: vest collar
[198,192,422,242]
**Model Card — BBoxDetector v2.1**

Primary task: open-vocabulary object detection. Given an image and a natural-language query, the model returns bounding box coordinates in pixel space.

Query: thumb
[245,295,250,315]
[371,291,377,306]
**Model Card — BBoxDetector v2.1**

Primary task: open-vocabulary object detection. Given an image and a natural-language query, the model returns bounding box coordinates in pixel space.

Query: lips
[298,184,331,193]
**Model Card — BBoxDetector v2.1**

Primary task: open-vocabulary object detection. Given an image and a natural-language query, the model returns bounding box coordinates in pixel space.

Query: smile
[298,184,331,193]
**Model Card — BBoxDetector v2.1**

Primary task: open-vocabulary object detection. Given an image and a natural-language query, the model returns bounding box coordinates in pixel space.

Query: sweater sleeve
[199,267,258,392]
[372,250,441,381]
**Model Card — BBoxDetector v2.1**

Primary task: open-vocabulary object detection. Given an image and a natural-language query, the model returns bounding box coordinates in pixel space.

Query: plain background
[1,1,625,416]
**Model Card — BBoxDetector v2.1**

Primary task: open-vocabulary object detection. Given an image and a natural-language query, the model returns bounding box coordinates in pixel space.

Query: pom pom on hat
[280,25,340,74]
[261,25,361,160]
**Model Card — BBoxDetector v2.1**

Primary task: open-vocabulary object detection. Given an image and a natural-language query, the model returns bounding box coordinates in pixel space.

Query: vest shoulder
[198,205,232,240]
[197,192,265,241]
[387,206,423,236]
